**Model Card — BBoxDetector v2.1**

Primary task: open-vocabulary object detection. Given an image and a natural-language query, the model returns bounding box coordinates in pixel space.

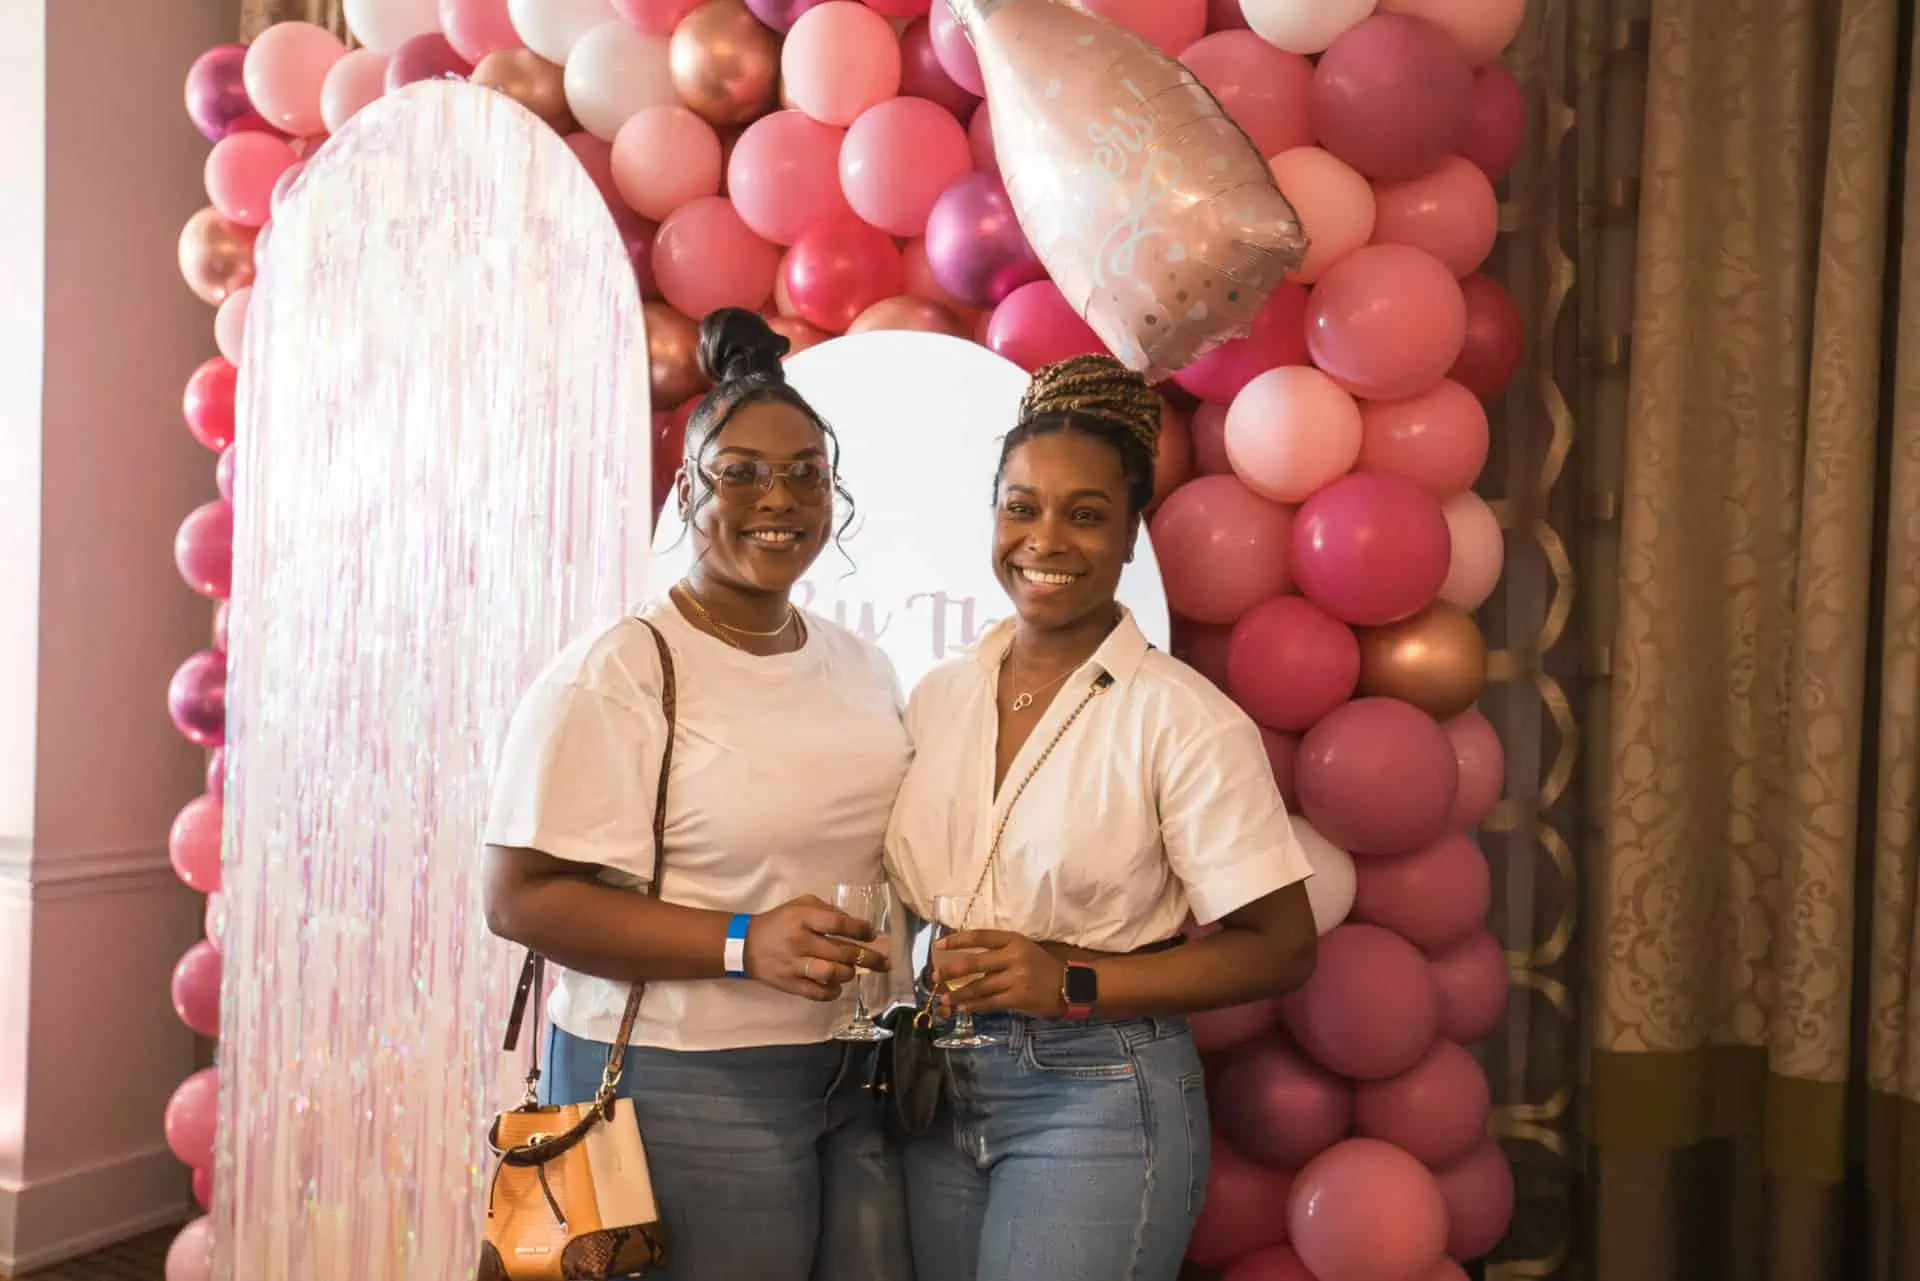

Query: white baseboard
[0,1144,195,1276]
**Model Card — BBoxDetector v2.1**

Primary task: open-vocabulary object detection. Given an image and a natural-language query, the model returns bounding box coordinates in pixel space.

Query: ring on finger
[805,957,818,982]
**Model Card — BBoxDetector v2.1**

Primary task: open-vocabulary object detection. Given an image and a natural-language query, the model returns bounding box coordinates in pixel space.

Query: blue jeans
[902,1013,1210,1281]
[543,1027,914,1281]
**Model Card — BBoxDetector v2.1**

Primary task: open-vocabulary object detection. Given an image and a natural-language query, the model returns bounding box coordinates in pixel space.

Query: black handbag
[870,1002,945,1139]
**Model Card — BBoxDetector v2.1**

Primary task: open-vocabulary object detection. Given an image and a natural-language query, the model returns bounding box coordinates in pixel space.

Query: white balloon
[343,0,442,53]
[563,20,677,142]
[1292,816,1357,935]
[1240,0,1377,55]
[508,0,616,65]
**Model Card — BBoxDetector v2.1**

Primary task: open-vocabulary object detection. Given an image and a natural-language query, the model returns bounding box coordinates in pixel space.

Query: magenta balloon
[215,445,236,503]
[923,172,1045,310]
[899,16,980,117]
[206,746,227,800]
[743,0,828,30]
[171,940,224,1038]
[186,44,278,143]
[1449,272,1525,401]
[1435,1137,1515,1260]
[1261,727,1299,806]
[1171,615,1232,689]
[192,1164,214,1210]
[1190,997,1279,1053]
[928,0,986,96]
[1223,1246,1317,1281]
[1172,282,1310,405]
[1443,708,1503,827]
[385,32,472,90]
[1459,63,1526,182]
[985,279,1106,372]
[1279,923,1440,1079]
[1293,472,1451,627]
[1211,1032,1354,1169]
[1427,929,1508,1043]
[1187,1137,1294,1268]
[1295,696,1457,855]
[1306,243,1467,401]
[1147,474,1295,625]
[168,650,228,748]
[1289,1137,1449,1281]
[164,1068,220,1169]
[1352,829,1491,951]
[1310,14,1472,182]
[169,794,224,894]
[1353,1040,1491,1169]
[175,500,234,600]
[1227,595,1360,732]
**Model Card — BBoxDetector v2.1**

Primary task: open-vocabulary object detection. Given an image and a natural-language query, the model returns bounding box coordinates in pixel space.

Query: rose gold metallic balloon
[471,48,577,133]
[179,207,258,306]
[767,313,830,356]
[947,0,1307,379]
[1355,602,1487,721]
[847,295,970,337]
[670,0,781,126]
[645,301,710,407]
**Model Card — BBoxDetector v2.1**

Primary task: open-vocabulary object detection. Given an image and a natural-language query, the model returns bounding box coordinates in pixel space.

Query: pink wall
[0,0,235,1271]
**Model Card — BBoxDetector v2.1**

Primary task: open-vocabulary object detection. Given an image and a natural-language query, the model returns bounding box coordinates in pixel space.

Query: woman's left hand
[932,930,1067,1018]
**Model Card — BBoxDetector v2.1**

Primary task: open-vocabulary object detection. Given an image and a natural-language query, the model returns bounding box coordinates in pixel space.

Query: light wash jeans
[902,1013,1210,1281]
[543,1026,914,1281]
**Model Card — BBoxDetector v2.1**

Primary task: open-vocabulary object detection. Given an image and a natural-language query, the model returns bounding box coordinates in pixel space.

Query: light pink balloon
[1190,997,1279,1053]
[1076,0,1207,55]
[1226,366,1362,503]
[783,2,901,126]
[1372,155,1500,277]
[1181,31,1314,157]
[722,111,849,244]
[929,0,986,95]
[967,100,998,173]
[214,288,251,365]
[1189,402,1230,474]
[613,0,706,32]
[652,195,780,316]
[319,47,390,133]
[1352,829,1490,951]
[164,1068,220,1168]
[1212,1032,1355,1169]
[1188,1137,1295,1267]
[985,279,1106,371]
[1147,474,1294,625]
[270,159,309,214]
[441,0,523,60]
[1289,1138,1449,1281]
[1353,1039,1491,1169]
[243,21,347,137]
[171,939,224,1038]
[840,96,972,237]
[1307,243,1467,401]
[1438,489,1503,610]
[166,1216,214,1281]
[1227,595,1360,731]
[1434,1136,1515,1259]
[1223,1246,1317,1281]
[205,132,298,227]
[1294,696,1458,856]
[1427,929,1507,1043]
[1356,380,1487,496]
[1280,923,1440,1079]
[1269,147,1374,283]
[169,795,223,894]
[1443,708,1504,827]
[611,105,721,222]
[1379,0,1526,64]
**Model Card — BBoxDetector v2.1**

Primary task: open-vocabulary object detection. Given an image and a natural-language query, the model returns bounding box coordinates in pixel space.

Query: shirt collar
[974,607,1153,687]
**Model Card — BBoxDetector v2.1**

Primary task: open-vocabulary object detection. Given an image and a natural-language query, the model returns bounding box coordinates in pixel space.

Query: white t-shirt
[483,599,911,1051]
[885,610,1311,949]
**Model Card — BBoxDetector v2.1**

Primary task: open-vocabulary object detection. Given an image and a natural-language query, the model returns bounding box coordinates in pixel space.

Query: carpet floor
[18,1228,171,1280]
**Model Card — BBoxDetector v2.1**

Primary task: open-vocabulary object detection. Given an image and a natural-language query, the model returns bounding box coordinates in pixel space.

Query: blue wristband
[724,913,752,978]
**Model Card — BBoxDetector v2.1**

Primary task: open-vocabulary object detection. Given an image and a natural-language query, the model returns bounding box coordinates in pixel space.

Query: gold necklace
[1007,662,1076,712]
[675,584,798,649]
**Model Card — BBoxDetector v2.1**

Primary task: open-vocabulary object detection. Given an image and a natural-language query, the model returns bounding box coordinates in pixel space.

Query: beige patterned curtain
[240,0,347,42]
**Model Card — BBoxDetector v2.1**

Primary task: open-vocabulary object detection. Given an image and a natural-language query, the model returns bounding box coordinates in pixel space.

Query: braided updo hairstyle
[994,353,1162,516]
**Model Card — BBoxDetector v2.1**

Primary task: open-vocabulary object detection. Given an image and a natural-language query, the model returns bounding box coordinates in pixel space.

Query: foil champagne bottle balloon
[946,0,1308,379]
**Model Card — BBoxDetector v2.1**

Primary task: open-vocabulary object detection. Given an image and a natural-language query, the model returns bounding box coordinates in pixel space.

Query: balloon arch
[163,0,1527,1277]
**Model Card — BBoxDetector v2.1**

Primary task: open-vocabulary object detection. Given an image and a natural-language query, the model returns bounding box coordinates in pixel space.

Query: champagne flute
[931,893,999,1049]
[830,882,892,1042]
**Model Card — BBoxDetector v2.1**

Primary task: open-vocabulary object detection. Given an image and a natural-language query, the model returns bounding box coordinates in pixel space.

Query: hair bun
[696,307,790,384]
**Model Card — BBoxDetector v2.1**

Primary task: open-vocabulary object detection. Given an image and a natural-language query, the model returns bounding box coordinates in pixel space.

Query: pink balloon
[385,32,473,90]
[270,159,308,215]
[192,1165,214,1210]
[166,1216,214,1281]
[1354,1039,1491,1169]
[1290,1137,1449,1281]
[724,111,849,244]
[1212,1032,1354,1169]
[901,237,970,312]
[1293,472,1450,626]
[1147,474,1294,625]
[1427,929,1508,1043]
[1449,272,1525,400]
[1353,830,1490,951]
[1434,1136,1515,1259]
[320,48,390,133]
[1379,0,1526,64]
[1189,402,1230,475]
[1171,615,1232,689]
[782,2,901,127]
[1295,696,1457,856]
[1269,147,1375,285]
[967,99,997,173]
[782,215,905,332]
[1311,14,1472,182]
[1307,244,1466,401]
[928,0,985,96]
[1190,997,1278,1053]
[1356,380,1488,496]
[441,0,522,60]
[1226,366,1362,503]
[175,500,234,600]
[1224,1246,1317,1281]
[1443,708,1504,826]
[1437,490,1502,610]
[866,0,930,14]
[165,1069,220,1169]
[840,96,973,237]
[170,795,224,894]
[612,105,723,222]
[171,940,224,1038]
[207,745,227,800]
[614,0,708,32]
[243,21,346,137]
[169,650,228,748]
[652,195,780,316]
[1187,1136,1295,1267]
[1173,282,1310,404]
[182,358,235,444]
[1262,727,1299,806]
[1227,595,1360,732]
[1181,32,1314,157]
[204,132,298,228]
[1458,64,1525,182]
[1280,923,1440,1079]
[899,17,979,117]
[1076,0,1207,55]
[214,288,252,365]
[985,279,1106,371]
[1372,156,1499,277]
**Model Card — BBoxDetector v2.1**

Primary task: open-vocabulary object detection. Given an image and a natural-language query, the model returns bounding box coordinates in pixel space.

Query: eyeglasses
[696,459,834,505]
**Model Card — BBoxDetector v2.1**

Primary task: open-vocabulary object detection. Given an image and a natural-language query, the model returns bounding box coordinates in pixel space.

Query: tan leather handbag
[478,621,677,1281]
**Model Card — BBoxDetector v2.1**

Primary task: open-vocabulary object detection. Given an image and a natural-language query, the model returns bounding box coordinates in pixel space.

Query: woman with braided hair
[884,353,1321,1281]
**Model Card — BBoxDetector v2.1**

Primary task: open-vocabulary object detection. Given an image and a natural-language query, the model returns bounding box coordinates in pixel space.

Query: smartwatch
[1061,962,1098,1020]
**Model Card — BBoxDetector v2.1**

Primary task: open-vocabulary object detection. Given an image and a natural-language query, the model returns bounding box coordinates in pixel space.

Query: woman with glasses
[884,355,1321,1281]
[482,308,914,1281]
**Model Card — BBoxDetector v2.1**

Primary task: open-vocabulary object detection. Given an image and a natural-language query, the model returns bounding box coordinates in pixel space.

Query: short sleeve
[1159,718,1313,924]
[482,680,667,882]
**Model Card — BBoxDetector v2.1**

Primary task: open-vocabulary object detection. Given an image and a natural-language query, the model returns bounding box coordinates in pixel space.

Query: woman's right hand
[744,896,892,1002]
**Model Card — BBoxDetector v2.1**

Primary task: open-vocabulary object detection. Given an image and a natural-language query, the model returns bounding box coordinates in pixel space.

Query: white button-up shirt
[885,610,1312,950]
